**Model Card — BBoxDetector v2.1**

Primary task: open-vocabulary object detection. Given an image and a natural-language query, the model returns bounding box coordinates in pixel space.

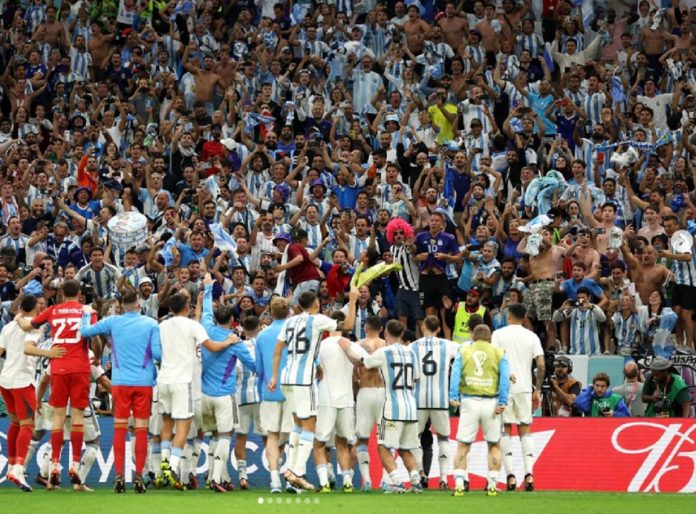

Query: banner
[1,418,695,492]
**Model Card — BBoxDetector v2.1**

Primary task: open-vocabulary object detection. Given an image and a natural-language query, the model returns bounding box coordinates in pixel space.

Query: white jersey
[410,336,459,410]
[0,320,41,388]
[317,336,357,409]
[158,316,209,385]
[236,338,260,405]
[492,324,543,394]
[364,343,419,422]
[279,313,337,386]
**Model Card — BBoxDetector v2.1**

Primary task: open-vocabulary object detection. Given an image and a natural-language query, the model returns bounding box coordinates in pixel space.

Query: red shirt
[32,301,95,375]
[287,243,321,285]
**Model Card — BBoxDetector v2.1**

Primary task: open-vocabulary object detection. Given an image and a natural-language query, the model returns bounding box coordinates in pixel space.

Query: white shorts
[501,392,533,425]
[186,399,202,439]
[64,409,101,442]
[377,419,419,450]
[237,403,263,436]
[417,409,451,437]
[35,402,53,432]
[259,401,293,435]
[280,384,318,420]
[158,383,194,420]
[355,387,385,439]
[201,394,238,433]
[316,406,356,444]
[456,397,501,444]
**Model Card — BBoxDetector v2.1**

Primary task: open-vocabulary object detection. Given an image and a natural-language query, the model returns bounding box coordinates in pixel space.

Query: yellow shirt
[428,103,458,143]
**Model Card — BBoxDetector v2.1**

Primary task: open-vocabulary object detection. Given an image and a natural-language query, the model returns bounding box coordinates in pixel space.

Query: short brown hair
[385,319,404,339]
[472,324,491,341]
[592,372,610,387]
[423,315,440,333]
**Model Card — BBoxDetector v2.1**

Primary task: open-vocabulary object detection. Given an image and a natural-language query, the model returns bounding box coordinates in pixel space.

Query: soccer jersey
[236,338,261,405]
[364,343,419,422]
[491,325,543,394]
[414,230,459,273]
[80,311,161,387]
[32,301,94,375]
[671,244,696,286]
[317,336,357,409]
[279,313,337,386]
[0,320,41,388]
[158,316,209,385]
[411,336,458,410]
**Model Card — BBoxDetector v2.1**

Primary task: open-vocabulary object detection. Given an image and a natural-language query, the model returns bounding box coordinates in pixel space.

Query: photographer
[551,287,606,355]
[642,357,692,418]
[547,356,582,417]
[575,372,630,418]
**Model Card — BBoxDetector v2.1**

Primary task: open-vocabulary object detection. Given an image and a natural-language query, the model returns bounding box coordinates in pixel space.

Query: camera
[652,396,670,415]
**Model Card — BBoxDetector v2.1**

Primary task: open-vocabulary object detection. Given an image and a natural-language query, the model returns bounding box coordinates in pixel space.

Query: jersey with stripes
[364,343,419,421]
[410,336,458,410]
[279,313,337,386]
[236,338,260,405]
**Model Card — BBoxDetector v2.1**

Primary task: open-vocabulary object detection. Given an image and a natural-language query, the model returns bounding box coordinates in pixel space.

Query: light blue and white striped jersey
[410,336,458,410]
[279,313,337,386]
[582,91,606,128]
[612,311,643,353]
[516,32,544,57]
[568,307,605,356]
[236,338,261,405]
[364,343,419,421]
[351,69,382,114]
[671,244,696,287]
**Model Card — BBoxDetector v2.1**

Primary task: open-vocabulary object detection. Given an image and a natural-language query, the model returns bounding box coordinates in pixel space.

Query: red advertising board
[367,418,696,493]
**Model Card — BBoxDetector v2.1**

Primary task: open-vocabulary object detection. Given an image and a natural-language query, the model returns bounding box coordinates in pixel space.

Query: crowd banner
[2,418,695,492]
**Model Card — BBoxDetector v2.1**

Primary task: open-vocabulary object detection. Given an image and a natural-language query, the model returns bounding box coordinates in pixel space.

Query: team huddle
[0,278,544,496]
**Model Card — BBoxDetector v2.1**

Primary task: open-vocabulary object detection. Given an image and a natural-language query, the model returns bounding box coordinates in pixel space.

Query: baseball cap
[468,285,482,297]
[139,277,153,287]
[554,356,572,368]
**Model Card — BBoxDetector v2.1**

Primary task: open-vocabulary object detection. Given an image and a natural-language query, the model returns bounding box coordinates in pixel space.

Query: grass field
[0,489,692,514]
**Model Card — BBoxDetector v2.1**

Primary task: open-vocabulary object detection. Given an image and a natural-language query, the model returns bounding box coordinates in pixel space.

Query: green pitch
[0,489,693,514]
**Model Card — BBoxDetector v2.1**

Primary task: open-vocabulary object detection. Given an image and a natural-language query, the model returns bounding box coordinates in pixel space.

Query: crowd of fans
[0,0,695,418]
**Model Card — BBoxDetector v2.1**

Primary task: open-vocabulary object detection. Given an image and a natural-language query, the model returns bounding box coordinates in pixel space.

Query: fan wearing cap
[642,357,691,418]
[445,285,491,344]
[546,356,581,417]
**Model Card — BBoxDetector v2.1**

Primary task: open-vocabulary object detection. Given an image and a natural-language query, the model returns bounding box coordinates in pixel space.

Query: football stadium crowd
[0,0,695,497]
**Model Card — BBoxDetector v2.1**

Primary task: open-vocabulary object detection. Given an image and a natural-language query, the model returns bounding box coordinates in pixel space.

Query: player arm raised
[335,286,359,333]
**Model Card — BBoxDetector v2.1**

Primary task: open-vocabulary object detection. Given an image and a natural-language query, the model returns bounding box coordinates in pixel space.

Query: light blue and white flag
[209,223,239,259]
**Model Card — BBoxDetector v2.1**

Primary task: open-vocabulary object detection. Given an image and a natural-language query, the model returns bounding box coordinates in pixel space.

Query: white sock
[342,469,354,487]
[327,460,335,483]
[212,437,230,484]
[40,451,51,477]
[388,469,402,486]
[161,441,171,461]
[317,464,328,487]
[168,450,182,476]
[25,440,38,468]
[357,444,370,485]
[270,469,281,489]
[208,439,218,482]
[238,459,248,480]
[180,443,193,483]
[521,434,535,475]
[409,469,420,486]
[79,445,98,483]
[151,444,162,475]
[288,429,301,472]
[412,446,424,472]
[454,469,468,489]
[437,438,450,482]
[500,433,513,475]
[488,470,499,488]
[294,431,314,476]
